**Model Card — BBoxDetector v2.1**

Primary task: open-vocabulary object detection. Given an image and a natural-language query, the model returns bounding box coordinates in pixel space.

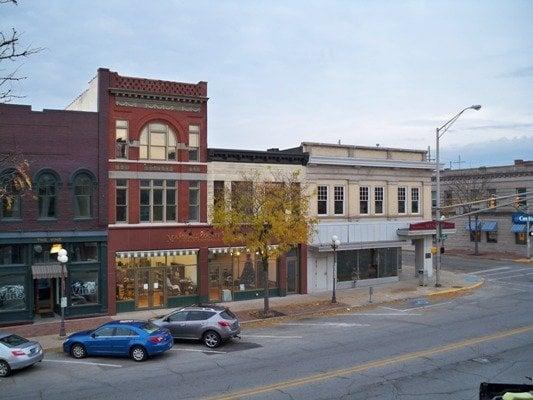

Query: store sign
[512,212,533,224]
[36,237,63,243]
[409,221,455,231]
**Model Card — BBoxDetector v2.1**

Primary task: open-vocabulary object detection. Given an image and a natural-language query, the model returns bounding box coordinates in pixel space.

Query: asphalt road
[2,261,532,400]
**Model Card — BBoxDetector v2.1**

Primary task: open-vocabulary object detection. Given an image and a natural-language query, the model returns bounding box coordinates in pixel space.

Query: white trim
[208,245,279,254]
[308,155,435,170]
[109,171,207,180]
[115,248,199,258]
[108,159,207,166]
[109,222,210,228]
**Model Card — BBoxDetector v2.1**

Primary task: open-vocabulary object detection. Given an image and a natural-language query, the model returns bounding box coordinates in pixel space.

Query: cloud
[440,135,533,168]
[498,65,533,78]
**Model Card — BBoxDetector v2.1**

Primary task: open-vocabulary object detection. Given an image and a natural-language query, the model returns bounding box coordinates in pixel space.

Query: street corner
[427,276,485,300]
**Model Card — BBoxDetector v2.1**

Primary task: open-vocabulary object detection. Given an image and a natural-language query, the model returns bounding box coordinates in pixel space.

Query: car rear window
[140,321,160,334]
[220,310,236,319]
[0,335,28,348]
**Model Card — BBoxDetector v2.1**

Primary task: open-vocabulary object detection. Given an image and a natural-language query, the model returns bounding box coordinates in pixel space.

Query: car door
[166,311,189,338]
[86,326,116,355]
[186,311,216,339]
[113,326,138,355]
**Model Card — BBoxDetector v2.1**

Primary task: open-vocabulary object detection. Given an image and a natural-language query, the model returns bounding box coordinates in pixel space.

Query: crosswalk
[468,265,533,291]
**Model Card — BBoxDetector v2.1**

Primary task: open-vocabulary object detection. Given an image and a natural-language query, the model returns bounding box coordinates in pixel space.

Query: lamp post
[435,105,481,287]
[57,248,68,337]
[331,235,341,304]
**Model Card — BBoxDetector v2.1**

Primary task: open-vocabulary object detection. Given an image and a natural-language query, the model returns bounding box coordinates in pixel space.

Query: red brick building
[0,104,108,325]
[67,68,309,314]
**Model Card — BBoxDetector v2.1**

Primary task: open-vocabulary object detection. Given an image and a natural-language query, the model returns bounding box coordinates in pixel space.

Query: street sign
[441,234,448,240]
[512,212,533,224]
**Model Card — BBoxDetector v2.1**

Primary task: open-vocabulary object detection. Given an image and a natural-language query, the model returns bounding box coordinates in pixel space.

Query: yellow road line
[202,325,533,400]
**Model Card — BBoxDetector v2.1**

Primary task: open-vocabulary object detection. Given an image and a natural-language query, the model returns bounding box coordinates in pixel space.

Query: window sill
[0,218,22,222]
[37,218,58,221]
[74,217,93,221]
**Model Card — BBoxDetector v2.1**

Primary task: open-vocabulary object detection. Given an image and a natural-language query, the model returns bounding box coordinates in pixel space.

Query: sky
[3,0,533,167]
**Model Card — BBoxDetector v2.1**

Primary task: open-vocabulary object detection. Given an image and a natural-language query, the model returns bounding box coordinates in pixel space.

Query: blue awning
[511,224,526,233]
[466,221,482,231]
[481,221,498,232]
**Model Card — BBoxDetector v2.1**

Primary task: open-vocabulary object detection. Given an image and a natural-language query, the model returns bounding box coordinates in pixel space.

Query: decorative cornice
[308,156,435,170]
[208,148,309,166]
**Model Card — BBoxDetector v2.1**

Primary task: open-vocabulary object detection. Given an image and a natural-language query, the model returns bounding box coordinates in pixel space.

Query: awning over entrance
[209,245,279,255]
[481,221,498,232]
[115,249,199,258]
[511,224,526,233]
[31,264,67,279]
[466,220,482,231]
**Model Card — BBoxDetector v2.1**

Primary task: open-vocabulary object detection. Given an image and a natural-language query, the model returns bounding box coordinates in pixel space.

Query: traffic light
[487,196,496,208]
[513,195,521,208]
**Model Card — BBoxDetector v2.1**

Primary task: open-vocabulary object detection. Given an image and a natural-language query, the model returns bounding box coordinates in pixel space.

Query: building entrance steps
[1,265,483,351]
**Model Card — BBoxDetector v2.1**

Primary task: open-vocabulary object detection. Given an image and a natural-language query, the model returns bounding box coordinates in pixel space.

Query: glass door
[208,264,221,302]
[35,278,53,313]
[286,257,298,294]
[136,268,166,309]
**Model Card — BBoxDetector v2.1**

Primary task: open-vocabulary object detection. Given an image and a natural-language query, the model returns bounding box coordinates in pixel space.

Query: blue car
[63,320,173,362]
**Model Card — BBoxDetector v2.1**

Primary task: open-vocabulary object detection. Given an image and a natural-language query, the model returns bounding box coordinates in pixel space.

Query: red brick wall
[0,104,106,232]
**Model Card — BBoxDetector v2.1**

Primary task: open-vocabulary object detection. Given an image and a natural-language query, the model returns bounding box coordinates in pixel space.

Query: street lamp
[435,105,481,287]
[331,235,341,304]
[57,248,68,337]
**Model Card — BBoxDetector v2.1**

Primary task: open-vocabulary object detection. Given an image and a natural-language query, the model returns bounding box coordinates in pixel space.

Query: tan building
[282,142,441,291]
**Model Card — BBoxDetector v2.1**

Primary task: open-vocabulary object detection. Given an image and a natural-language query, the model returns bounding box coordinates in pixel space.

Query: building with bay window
[281,142,443,291]
[0,104,108,325]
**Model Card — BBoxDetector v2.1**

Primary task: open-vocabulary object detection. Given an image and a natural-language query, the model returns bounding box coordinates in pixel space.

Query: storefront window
[0,274,26,312]
[336,248,400,282]
[32,244,54,264]
[116,265,135,301]
[72,242,98,262]
[0,244,23,265]
[70,271,98,305]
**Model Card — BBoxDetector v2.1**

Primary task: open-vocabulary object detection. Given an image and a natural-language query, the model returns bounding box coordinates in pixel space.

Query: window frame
[188,125,200,162]
[115,120,129,159]
[516,187,527,207]
[374,187,384,215]
[139,123,178,161]
[410,187,420,214]
[317,185,328,215]
[73,173,93,219]
[397,187,406,214]
[359,186,369,215]
[486,231,497,243]
[188,181,200,222]
[115,179,128,223]
[333,186,345,215]
[139,180,177,223]
[515,232,527,245]
[37,171,59,220]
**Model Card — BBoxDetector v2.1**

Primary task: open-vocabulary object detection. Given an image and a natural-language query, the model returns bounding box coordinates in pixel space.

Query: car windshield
[0,334,28,348]
[140,321,160,334]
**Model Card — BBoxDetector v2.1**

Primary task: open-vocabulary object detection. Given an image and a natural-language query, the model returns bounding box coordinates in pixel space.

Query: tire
[0,360,11,378]
[203,331,221,348]
[130,346,147,362]
[70,343,87,359]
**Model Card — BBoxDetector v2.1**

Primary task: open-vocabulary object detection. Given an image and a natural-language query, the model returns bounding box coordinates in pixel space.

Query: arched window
[0,169,22,220]
[37,172,58,219]
[74,173,93,218]
[139,123,178,161]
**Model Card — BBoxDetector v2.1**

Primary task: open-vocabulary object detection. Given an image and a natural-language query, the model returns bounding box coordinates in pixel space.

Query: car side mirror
[91,333,96,339]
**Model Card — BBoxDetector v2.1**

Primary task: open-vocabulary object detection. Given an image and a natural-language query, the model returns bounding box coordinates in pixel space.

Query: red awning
[409,221,455,231]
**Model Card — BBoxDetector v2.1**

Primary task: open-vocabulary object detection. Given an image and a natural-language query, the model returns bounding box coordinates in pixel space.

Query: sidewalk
[2,265,483,351]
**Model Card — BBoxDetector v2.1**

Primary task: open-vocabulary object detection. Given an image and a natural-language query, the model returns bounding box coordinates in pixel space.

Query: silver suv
[152,305,240,348]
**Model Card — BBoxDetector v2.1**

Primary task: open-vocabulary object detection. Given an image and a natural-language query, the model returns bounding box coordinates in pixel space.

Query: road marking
[280,322,370,327]
[43,359,123,368]
[170,347,226,354]
[201,324,533,400]
[480,268,530,277]
[379,306,401,312]
[349,313,422,316]
[467,266,510,274]
[401,300,454,312]
[241,335,303,339]
[491,272,533,281]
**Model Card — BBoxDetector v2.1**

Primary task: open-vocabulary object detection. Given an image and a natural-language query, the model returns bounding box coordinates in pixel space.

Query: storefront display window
[336,248,400,282]
[0,274,26,312]
[70,270,98,305]
[72,242,98,262]
[0,244,23,265]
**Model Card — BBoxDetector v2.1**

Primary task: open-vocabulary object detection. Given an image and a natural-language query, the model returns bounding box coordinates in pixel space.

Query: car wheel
[203,331,221,348]
[0,360,11,378]
[130,346,147,362]
[70,343,87,359]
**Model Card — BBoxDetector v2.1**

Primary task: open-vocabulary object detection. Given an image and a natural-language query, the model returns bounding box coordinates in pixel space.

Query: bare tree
[0,152,31,207]
[1,0,43,102]
[442,168,492,255]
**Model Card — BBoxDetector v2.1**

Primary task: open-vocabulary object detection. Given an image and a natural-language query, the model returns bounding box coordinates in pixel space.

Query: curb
[240,277,486,328]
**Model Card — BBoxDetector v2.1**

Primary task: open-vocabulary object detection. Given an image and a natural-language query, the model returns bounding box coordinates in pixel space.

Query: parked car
[152,305,241,348]
[62,320,173,362]
[0,333,43,377]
